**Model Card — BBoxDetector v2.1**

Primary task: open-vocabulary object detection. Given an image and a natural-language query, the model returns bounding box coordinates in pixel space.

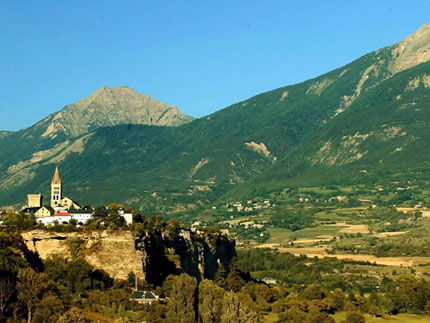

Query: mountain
[0,131,13,139]
[34,85,194,140]
[0,87,193,205]
[226,23,430,198]
[2,24,430,213]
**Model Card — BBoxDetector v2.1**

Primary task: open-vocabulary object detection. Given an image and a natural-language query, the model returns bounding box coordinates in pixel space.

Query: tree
[146,302,167,323]
[93,206,108,219]
[307,312,335,323]
[34,293,64,322]
[198,279,224,323]
[301,283,325,301]
[214,263,227,288]
[1,211,36,231]
[254,283,274,311]
[58,308,88,323]
[16,268,54,323]
[166,274,197,323]
[225,261,246,292]
[329,288,346,311]
[0,271,15,321]
[345,311,365,323]
[65,258,93,293]
[220,291,262,323]
[277,307,308,323]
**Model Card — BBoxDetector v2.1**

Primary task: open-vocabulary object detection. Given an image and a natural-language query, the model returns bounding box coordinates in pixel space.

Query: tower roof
[51,166,61,184]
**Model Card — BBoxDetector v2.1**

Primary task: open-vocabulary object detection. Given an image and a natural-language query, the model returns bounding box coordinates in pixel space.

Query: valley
[3,17,430,323]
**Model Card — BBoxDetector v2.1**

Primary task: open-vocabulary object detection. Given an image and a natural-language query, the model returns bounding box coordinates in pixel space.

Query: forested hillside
[2,24,430,213]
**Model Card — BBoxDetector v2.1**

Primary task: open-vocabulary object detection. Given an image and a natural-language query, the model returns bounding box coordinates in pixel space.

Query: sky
[1,1,430,132]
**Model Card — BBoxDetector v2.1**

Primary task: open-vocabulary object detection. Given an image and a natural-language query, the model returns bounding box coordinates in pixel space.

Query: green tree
[214,263,227,288]
[198,279,225,323]
[17,268,55,323]
[307,312,335,323]
[65,258,93,293]
[1,211,36,231]
[0,271,15,321]
[93,206,108,219]
[220,291,262,323]
[225,261,246,292]
[166,274,197,323]
[329,288,346,311]
[146,302,167,323]
[301,283,325,301]
[345,311,365,323]
[277,307,308,323]
[254,283,274,311]
[34,293,64,322]
[58,308,88,323]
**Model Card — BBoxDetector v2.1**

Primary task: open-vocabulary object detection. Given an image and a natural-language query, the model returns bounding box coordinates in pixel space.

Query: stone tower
[27,194,43,208]
[51,166,62,208]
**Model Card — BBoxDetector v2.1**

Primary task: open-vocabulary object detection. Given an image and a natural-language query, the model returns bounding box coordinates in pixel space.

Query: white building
[38,212,72,226]
[69,209,94,225]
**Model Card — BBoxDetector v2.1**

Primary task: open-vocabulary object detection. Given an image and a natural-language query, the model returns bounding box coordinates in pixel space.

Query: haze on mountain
[2,23,430,213]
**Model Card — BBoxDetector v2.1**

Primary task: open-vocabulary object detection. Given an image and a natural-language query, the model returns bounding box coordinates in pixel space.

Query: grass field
[333,312,430,323]
[315,207,366,221]
[266,225,348,244]
[264,311,430,322]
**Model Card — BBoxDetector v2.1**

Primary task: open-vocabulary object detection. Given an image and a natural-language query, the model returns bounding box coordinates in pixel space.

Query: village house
[34,206,54,218]
[69,209,94,225]
[130,291,160,304]
[38,211,72,226]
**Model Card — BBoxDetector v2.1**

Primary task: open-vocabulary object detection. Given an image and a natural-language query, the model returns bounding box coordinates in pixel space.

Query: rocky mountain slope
[2,24,430,212]
[38,86,194,139]
[0,86,193,205]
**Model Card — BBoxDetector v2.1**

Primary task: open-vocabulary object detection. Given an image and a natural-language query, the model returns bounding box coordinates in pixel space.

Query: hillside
[0,86,192,166]
[229,60,430,199]
[2,24,430,213]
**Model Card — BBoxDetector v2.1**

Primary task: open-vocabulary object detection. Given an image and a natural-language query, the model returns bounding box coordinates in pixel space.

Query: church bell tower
[51,166,62,208]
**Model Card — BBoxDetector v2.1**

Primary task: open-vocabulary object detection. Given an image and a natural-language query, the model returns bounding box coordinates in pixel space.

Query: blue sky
[1,1,430,131]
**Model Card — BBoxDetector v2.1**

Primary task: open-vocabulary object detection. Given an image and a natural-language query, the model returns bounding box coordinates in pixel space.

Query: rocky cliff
[21,229,236,283]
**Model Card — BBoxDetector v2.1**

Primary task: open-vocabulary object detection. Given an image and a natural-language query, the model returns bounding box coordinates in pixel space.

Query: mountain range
[2,23,430,213]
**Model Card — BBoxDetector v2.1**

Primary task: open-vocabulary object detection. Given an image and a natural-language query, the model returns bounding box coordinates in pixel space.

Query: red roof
[54,212,70,216]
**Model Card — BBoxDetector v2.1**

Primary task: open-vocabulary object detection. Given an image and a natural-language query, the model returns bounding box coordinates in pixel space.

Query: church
[22,166,80,212]
[22,166,133,226]
[50,166,80,210]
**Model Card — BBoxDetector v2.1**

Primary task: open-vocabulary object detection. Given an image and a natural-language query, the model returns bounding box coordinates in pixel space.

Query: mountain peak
[406,22,430,40]
[86,86,140,103]
[390,22,430,74]
[93,85,135,94]
[39,86,194,138]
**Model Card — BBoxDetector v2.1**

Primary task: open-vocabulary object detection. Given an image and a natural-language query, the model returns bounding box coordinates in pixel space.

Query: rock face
[40,86,194,139]
[21,229,236,283]
[137,229,236,285]
[22,230,144,280]
[0,131,13,139]
[390,23,430,75]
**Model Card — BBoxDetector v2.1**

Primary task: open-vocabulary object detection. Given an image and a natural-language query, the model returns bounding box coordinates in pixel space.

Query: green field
[315,207,366,221]
[265,312,430,323]
[266,225,348,244]
[332,312,430,323]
